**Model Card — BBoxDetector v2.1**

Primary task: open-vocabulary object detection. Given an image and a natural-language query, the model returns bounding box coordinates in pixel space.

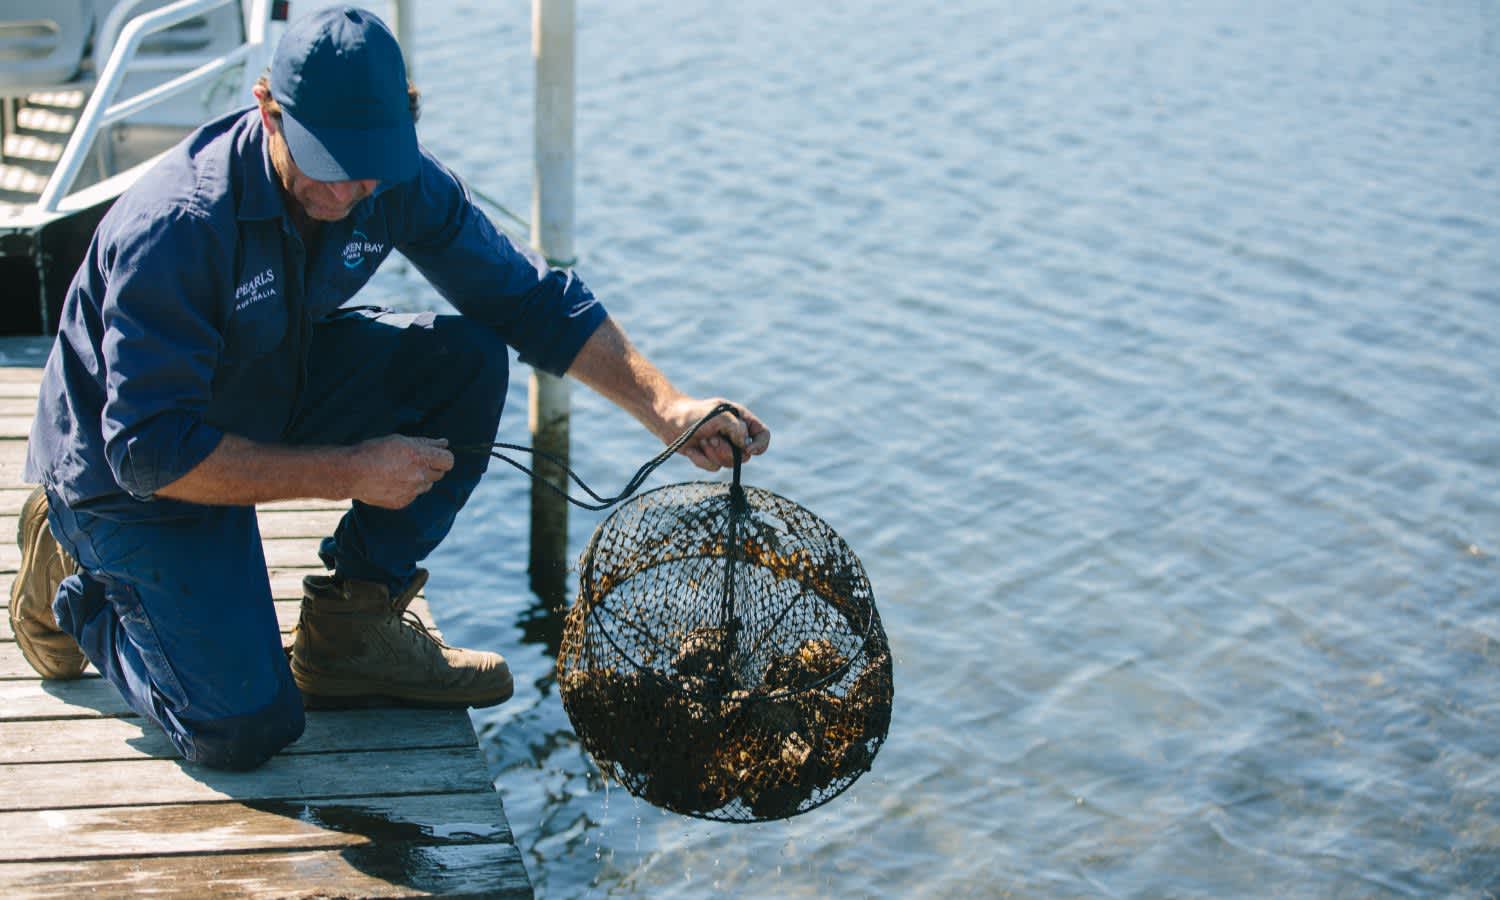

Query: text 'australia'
[234,268,277,311]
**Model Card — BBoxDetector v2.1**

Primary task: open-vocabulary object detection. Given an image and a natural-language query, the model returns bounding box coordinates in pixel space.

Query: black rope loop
[455,402,746,512]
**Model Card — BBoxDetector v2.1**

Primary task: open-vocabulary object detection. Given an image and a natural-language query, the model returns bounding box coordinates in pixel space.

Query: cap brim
[279,110,419,184]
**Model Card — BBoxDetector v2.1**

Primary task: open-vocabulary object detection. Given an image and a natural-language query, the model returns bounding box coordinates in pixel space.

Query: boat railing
[35,0,271,213]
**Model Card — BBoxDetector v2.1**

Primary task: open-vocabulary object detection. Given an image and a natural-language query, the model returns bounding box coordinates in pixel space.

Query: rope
[454,402,745,512]
[468,182,578,270]
[468,182,530,232]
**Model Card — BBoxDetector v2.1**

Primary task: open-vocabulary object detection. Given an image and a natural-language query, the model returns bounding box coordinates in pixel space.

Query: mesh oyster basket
[557,452,893,822]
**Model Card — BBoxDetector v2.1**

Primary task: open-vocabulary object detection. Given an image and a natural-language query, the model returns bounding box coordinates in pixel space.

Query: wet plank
[0,790,514,862]
[0,842,531,898]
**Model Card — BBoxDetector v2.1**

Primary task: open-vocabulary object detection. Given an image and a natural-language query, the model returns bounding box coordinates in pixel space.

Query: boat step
[1,93,81,204]
[14,103,76,135]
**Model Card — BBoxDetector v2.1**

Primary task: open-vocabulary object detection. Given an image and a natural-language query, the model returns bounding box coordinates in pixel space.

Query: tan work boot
[291,568,513,709]
[8,486,87,680]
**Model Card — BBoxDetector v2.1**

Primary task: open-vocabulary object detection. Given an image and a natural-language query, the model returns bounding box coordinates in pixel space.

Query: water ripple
[355,0,1500,895]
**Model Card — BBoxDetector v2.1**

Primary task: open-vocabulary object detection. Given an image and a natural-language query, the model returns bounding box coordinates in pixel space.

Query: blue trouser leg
[284,309,508,592]
[41,310,503,768]
[47,494,305,770]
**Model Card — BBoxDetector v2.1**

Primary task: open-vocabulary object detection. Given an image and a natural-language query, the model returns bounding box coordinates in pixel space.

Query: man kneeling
[9,6,768,771]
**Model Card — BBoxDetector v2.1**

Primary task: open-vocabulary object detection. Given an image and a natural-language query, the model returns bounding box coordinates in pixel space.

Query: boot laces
[392,599,451,650]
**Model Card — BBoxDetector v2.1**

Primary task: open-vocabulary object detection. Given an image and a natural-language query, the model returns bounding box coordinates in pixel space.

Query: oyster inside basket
[558,477,893,822]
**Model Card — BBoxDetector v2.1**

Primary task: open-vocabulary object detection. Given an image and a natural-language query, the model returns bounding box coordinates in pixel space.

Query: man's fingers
[684,446,719,472]
[718,405,772,458]
[411,439,453,472]
[684,405,766,468]
[715,409,750,449]
[737,409,770,456]
[703,433,735,468]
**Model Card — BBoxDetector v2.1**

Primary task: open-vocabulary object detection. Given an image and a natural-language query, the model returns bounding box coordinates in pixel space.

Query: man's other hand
[350,435,454,508]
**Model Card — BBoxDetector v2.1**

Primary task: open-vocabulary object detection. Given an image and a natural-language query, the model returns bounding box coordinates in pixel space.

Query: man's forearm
[565,316,686,442]
[563,316,769,472]
[153,433,356,506]
[154,432,457,509]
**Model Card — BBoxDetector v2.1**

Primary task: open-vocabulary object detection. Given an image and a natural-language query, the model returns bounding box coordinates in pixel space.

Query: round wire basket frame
[559,480,894,822]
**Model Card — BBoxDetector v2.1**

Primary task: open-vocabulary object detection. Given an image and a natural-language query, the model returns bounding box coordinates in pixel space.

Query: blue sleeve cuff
[514,276,609,376]
[108,415,224,500]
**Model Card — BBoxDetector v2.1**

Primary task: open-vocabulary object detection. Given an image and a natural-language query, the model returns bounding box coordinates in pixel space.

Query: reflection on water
[350,0,1500,896]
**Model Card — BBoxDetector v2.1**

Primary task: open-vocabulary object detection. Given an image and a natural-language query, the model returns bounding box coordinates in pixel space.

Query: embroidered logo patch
[233,267,277,311]
[342,229,386,269]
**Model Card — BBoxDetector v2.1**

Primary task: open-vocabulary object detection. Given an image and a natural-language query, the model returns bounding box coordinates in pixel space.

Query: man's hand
[661,398,771,472]
[565,317,772,472]
[347,435,454,508]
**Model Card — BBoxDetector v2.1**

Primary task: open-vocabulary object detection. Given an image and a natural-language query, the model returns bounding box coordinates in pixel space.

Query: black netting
[559,480,893,822]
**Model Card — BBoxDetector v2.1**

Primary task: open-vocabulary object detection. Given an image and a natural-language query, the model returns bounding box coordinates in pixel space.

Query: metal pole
[390,0,414,79]
[529,0,575,606]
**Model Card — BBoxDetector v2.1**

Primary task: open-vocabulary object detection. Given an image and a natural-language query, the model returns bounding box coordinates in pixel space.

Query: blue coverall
[24,108,607,770]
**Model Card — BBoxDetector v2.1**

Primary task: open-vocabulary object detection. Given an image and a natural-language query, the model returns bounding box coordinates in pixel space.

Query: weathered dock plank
[1,708,485,764]
[0,364,44,380]
[1,747,495,811]
[0,791,514,862]
[0,842,531,898]
[0,417,36,439]
[0,642,93,678]
[0,339,532,898]
[0,486,37,514]
[1,671,134,719]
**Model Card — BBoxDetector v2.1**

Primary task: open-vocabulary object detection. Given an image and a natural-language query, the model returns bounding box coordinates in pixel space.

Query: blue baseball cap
[268,6,417,184]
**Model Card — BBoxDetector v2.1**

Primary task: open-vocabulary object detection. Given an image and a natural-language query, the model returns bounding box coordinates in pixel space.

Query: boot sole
[291,663,515,711]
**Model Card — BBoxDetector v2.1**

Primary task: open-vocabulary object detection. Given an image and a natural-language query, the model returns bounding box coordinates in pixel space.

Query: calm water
[355,0,1500,895]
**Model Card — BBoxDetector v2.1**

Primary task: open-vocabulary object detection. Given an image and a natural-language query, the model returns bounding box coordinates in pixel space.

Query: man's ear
[252,85,277,133]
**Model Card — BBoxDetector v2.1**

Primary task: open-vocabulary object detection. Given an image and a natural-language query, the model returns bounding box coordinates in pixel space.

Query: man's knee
[431,316,509,416]
[389,316,510,462]
[176,680,305,771]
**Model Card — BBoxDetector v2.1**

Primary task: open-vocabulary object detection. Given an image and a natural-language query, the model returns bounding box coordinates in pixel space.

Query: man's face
[257,96,378,223]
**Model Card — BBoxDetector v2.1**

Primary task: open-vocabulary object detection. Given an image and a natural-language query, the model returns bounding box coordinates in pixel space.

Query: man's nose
[327,179,376,203]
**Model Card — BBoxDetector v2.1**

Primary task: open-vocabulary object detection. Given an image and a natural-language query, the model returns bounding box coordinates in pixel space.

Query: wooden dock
[0,338,533,898]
